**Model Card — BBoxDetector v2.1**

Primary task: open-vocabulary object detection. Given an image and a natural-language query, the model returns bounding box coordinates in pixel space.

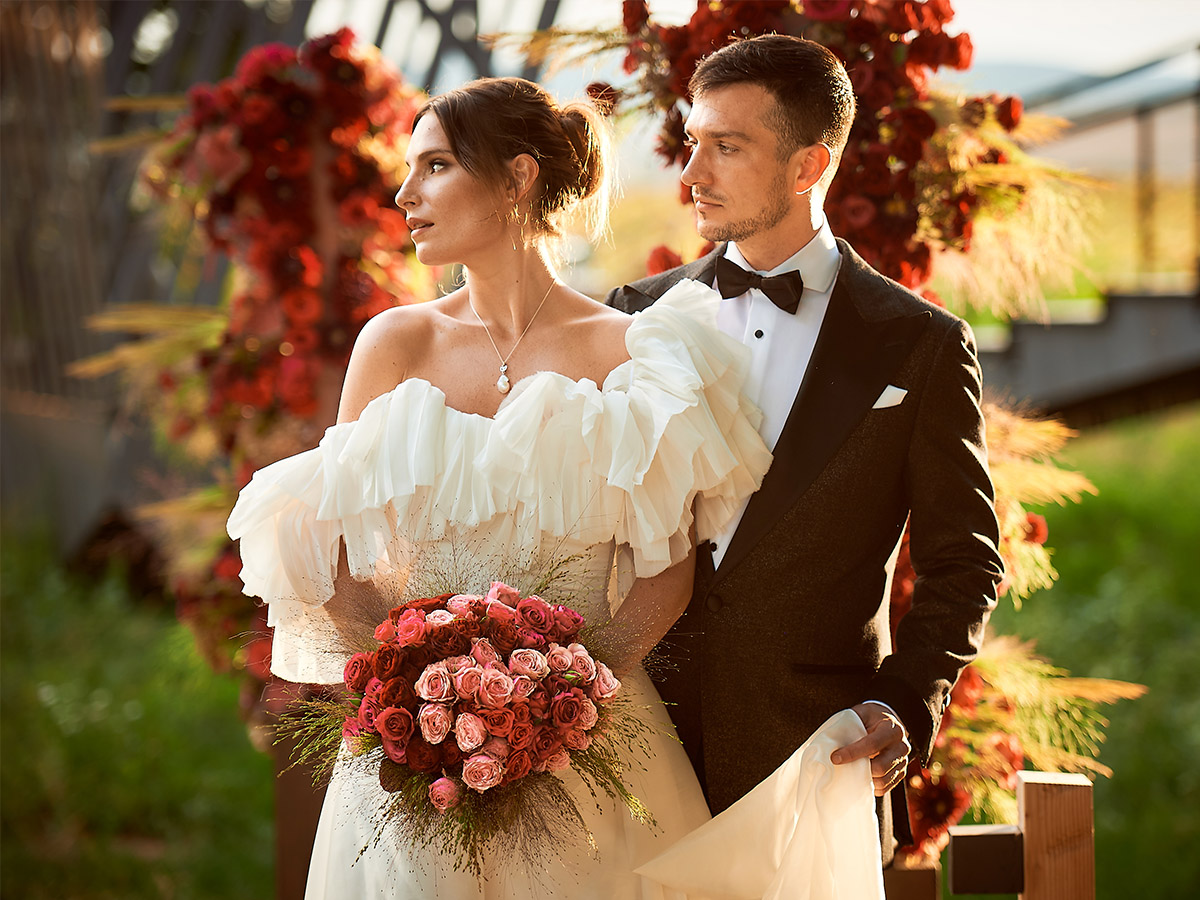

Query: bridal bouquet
[282,580,652,876]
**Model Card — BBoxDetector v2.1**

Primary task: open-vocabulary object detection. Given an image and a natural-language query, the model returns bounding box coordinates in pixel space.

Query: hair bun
[558,102,604,201]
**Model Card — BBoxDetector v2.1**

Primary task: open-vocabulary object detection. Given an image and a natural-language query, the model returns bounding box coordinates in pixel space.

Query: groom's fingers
[831,703,912,795]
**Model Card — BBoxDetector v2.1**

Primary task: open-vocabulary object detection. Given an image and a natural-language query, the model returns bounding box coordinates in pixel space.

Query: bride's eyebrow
[404,147,455,167]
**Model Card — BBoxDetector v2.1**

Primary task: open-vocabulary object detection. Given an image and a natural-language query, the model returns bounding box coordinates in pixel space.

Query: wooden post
[1018,771,1094,900]
[884,855,941,900]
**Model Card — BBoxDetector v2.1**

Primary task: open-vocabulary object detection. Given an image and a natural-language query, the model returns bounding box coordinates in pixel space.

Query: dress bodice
[228,279,772,683]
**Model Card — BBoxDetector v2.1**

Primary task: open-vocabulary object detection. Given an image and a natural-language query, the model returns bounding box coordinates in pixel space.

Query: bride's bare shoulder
[338,295,457,422]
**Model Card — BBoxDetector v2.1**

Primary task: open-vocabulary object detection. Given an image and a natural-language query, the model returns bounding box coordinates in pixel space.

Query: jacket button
[706,593,724,613]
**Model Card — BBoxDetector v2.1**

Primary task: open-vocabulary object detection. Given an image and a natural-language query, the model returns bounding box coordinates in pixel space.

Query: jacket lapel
[715,245,932,577]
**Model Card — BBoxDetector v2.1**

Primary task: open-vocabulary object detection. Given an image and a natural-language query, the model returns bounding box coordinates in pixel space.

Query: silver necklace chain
[468,280,557,394]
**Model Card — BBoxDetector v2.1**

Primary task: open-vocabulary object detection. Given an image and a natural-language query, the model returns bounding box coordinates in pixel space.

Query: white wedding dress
[228,282,773,899]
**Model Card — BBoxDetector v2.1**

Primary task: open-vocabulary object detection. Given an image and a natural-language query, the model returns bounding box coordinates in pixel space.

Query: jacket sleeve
[868,317,1004,762]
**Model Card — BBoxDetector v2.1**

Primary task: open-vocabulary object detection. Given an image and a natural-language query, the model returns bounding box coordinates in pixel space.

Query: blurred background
[2,1,1197,898]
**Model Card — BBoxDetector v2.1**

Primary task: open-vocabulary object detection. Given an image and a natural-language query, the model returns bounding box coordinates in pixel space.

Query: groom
[607,35,1004,864]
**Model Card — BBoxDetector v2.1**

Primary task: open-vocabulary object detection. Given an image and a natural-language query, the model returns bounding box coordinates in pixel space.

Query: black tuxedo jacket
[606,239,1003,860]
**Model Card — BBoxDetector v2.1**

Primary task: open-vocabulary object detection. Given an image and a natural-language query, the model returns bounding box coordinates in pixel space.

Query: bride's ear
[507,153,540,204]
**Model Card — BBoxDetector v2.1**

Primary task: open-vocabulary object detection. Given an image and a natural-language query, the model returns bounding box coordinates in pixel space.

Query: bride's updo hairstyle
[414,77,613,242]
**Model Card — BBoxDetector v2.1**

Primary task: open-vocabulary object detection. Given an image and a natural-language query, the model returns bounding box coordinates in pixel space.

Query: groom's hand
[831,703,912,796]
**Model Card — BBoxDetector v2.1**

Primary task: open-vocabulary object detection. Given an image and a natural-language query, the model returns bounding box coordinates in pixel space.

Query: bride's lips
[406,217,432,237]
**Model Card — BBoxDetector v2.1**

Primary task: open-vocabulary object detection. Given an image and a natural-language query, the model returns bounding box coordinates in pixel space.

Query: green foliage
[0,528,274,899]
[982,403,1200,899]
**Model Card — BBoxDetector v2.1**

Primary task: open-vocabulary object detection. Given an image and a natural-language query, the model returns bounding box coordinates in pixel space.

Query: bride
[228,76,771,898]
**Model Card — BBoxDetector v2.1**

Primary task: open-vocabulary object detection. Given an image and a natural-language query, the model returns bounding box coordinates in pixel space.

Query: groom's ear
[791,143,832,196]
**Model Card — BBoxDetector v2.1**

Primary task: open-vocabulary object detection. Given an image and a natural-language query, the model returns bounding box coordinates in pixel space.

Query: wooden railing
[885,771,1095,899]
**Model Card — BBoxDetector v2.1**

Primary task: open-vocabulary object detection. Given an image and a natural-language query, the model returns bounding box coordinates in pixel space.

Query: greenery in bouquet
[72,29,431,705]
[281,581,654,877]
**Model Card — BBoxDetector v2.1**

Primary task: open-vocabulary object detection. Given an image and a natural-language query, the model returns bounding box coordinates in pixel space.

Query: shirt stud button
[754,329,764,339]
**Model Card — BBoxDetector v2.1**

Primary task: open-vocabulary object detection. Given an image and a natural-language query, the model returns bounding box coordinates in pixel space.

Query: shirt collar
[725,216,840,294]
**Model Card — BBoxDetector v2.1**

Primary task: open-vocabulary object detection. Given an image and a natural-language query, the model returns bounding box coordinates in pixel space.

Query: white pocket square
[872,385,907,409]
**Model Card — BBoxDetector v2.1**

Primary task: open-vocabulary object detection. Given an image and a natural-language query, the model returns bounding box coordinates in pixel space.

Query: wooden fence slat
[1018,771,1095,900]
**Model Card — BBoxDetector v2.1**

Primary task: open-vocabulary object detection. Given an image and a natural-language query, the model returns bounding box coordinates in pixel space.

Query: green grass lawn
[1,529,274,899]
[976,402,1200,899]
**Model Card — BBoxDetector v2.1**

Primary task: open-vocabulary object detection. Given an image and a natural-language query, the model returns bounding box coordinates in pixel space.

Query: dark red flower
[622,0,649,34]
[996,95,1023,131]
[646,245,683,276]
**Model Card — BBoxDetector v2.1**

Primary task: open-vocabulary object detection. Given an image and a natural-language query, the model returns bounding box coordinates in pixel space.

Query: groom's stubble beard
[694,169,792,244]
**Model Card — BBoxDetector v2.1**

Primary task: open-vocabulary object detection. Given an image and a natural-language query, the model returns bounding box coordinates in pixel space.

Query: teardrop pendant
[496,373,511,394]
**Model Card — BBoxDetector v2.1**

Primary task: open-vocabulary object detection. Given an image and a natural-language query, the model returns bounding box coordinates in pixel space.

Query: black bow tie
[716,256,805,314]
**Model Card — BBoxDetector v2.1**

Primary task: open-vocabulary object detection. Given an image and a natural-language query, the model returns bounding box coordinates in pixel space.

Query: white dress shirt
[709,217,841,568]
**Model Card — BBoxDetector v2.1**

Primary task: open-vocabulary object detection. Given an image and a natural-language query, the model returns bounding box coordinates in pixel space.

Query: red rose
[379,676,417,711]
[488,620,521,657]
[516,596,555,635]
[479,707,515,737]
[374,643,404,681]
[550,688,586,730]
[440,737,463,769]
[377,706,415,745]
[382,736,406,764]
[517,628,547,651]
[428,623,471,658]
[343,652,374,693]
[508,721,535,751]
[503,749,533,783]
[531,725,562,761]
[404,593,455,613]
[405,735,441,774]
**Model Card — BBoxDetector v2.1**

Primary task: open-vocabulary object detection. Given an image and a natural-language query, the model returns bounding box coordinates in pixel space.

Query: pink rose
[503,748,532,782]
[485,581,520,607]
[508,721,535,751]
[446,594,482,616]
[485,600,517,624]
[481,735,511,760]
[393,609,427,647]
[511,675,537,700]
[470,638,502,668]
[343,653,374,693]
[590,663,621,703]
[428,776,462,813]
[373,619,397,642]
[462,753,505,792]
[567,644,597,684]
[414,662,455,702]
[516,595,554,634]
[518,628,547,651]
[443,655,474,675]
[579,697,599,730]
[357,695,382,731]
[477,667,515,709]
[426,609,455,626]
[544,748,571,772]
[561,728,591,751]
[453,664,484,700]
[455,712,488,752]
[342,715,362,744]
[376,706,415,745]
[546,644,573,673]
[382,736,406,764]
[364,677,385,700]
[418,702,453,745]
[508,648,550,679]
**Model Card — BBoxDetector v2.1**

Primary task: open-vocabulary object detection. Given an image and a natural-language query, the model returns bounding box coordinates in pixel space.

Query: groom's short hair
[689,35,856,167]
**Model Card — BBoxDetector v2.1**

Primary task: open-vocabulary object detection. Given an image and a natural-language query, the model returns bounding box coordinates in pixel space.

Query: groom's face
[682,83,795,249]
